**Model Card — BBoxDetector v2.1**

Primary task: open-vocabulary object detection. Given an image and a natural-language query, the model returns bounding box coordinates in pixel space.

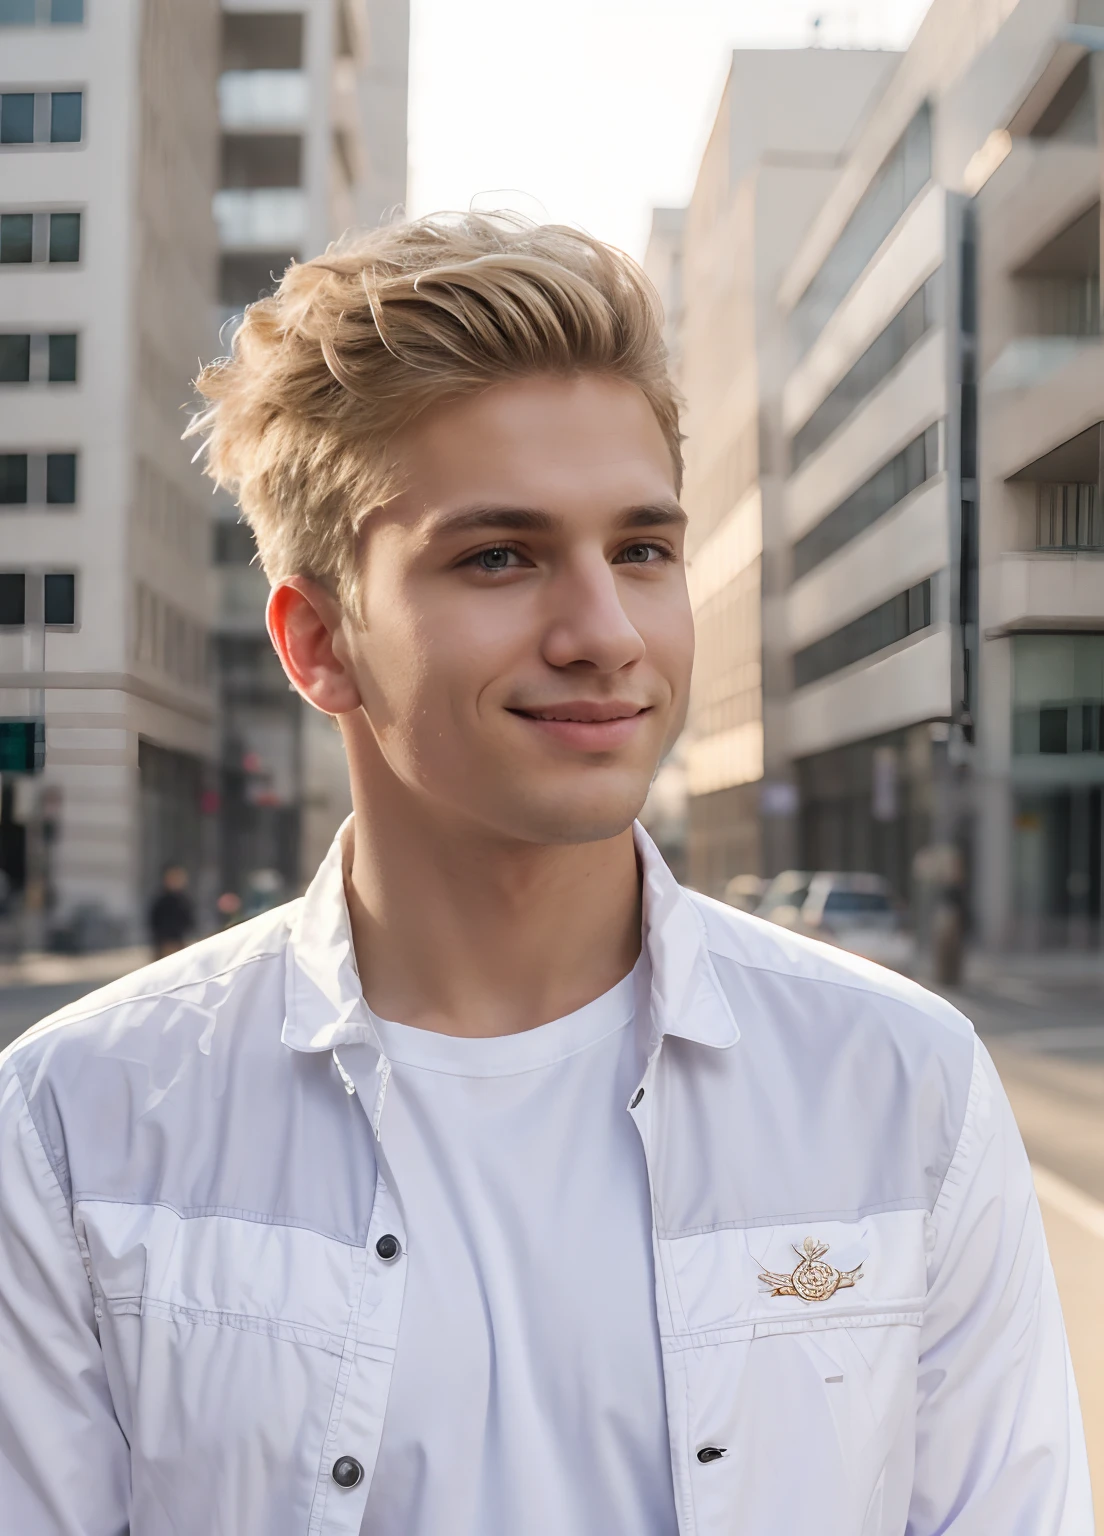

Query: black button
[332,1456,364,1488]
[375,1233,400,1262]
[630,1087,644,1108]
[697,1446,726,1464]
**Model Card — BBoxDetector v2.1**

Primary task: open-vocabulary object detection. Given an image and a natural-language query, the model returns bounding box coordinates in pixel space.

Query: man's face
[337,373,694,845]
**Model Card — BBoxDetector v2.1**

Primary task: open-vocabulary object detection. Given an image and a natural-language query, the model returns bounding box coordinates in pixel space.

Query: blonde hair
[188,212,682,605]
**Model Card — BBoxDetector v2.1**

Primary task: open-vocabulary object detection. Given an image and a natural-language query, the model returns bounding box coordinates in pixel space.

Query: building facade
[0,0,408,949]
[210,0,409,907]
[0,0,220,948]
[650,47,897,896]
[778,0,1104,950]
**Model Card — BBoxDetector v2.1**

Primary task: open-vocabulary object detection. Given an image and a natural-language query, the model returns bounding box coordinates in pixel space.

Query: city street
[2,948,1101,1509]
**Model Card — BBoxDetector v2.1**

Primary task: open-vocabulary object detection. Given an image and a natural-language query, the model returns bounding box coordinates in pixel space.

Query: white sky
[407,0,934,259]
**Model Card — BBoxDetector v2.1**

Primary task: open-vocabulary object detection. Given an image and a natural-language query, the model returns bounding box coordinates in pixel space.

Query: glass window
[0,212,33,262]
[793,579,933,690]
[1012,634,1104,755]
[44,571,75,624]
[0,453,27,503]
[49,210,80,261]
[48,332,77,381]
[822,890,892,916]
[0,0,37,22]
[46,451,76,503]
[791,277,938,471]
[1036,484,1102,550]
[793,423,939,581]
[791,104,932,357]
[50,0,84,20]
[0,333,30,382]
[50,91,81,143]
[0,573,26,626]
[0,93,35,144]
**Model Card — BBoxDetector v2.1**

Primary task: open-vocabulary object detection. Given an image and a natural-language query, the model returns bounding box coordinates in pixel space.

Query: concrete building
[774,0,1104,950]
[210,0,409,906]
[0,0,408,949]
[0,0,220,947]
[648,48,897,895]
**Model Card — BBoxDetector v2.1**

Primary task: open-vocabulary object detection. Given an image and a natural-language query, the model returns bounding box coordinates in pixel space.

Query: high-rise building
[647,47,897,896]
[211,0,409,908]
[776,0,1104,951]
[0,0,220,948]
[0,0,408,949]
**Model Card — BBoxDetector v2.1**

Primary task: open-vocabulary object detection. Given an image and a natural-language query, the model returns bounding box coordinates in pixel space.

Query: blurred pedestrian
[147,864,194,959]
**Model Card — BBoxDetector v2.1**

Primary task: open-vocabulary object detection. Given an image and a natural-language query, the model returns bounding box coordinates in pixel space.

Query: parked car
[760,871,914,973]
[800,873,913,971]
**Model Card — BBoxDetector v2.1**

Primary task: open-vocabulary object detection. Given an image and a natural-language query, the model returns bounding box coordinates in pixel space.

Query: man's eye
[618,543,661,565]
[474,547,517,572]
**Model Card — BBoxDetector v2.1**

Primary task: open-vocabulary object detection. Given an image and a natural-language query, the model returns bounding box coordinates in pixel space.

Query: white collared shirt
[0,823,1093,1535]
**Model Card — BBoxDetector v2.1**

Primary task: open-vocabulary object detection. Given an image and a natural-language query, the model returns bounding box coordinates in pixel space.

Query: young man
[0,215,1091,1535]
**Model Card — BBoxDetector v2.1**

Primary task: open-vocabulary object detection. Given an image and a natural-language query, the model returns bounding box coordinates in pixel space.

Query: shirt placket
[307,1045,408,1536]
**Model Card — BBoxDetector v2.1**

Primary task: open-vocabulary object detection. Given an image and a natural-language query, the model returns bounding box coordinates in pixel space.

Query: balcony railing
[218,70,307,130]
[1037,482,1103,550]
[214,188,305,250]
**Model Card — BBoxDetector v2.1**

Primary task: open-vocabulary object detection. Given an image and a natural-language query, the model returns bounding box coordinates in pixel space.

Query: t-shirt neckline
[368,957,644,1079]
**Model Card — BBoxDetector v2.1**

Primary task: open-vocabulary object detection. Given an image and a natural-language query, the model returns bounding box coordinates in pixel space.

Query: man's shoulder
[683,885,975,1052]
[1,903,299,1085]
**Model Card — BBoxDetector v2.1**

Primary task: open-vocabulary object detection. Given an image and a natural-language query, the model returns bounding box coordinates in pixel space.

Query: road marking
[1034,1164,1104,1242]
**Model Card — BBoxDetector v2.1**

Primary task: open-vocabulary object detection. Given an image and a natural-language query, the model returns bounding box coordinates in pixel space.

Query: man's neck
[343,799,642,1040]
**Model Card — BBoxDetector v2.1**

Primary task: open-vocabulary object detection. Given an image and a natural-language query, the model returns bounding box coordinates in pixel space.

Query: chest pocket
[658,1210,928,1536]
[73,1198,364,1511]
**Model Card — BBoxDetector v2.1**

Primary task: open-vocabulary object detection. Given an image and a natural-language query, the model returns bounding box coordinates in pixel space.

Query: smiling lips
[509,700,652,752]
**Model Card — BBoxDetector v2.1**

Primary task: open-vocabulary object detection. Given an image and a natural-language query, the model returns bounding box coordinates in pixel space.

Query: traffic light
[0,719,45,774]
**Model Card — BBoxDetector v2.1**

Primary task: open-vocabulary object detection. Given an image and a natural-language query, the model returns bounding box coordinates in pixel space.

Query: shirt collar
[282,817,739,1055]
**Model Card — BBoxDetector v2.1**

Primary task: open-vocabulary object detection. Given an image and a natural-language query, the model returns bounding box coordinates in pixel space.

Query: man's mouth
[507,701,653,751]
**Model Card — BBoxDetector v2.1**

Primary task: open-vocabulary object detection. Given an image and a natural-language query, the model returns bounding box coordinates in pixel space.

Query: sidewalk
[0,946,148,990]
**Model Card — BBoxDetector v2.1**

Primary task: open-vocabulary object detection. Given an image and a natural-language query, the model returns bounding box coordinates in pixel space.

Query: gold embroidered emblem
[758,1238,864,1302]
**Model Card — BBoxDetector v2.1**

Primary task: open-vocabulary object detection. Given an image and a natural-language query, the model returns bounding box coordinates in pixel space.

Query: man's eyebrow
[616,503,688,530]
[424,502,687,537]
[426,506,557,537]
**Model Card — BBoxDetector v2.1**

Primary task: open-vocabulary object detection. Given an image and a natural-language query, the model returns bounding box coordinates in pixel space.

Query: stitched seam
[71,1195,365,1249]
[656,1197,930,1239]
[105,1295,345,1355]
[9,943,290,1045]
[929,1034,984,1226]
[661,1311,924,1352]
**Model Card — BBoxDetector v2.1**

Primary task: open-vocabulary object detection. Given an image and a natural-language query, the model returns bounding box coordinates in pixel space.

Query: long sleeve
[909,1038,1094,1534]
[0,1066,130,1535]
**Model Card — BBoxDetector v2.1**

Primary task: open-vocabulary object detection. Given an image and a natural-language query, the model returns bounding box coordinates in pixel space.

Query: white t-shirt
[360,959,678,1536]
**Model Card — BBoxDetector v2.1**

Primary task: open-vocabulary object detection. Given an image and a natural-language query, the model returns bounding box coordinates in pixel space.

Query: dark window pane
[48,332,77,381]
[0,0,38,23]
[0,212,33,263]
[46,452,76,503]
[1039,707,1069,754]
[0,573,26,626]
[50,0,84,20]
[49,211,80,262]
[0,94,35,144]
[0,333,30,382]
[44,572,75,625]
[0,454,28,503]
[50,91,82,143]
[214,519,257,565]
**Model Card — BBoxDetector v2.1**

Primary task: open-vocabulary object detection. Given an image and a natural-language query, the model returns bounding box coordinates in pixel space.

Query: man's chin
[481,778,652,848]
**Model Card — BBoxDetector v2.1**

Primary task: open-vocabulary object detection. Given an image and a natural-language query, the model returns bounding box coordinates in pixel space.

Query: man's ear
[266,578,363,716]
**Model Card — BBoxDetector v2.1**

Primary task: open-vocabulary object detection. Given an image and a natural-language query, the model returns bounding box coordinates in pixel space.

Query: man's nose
[539,556,646,673]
